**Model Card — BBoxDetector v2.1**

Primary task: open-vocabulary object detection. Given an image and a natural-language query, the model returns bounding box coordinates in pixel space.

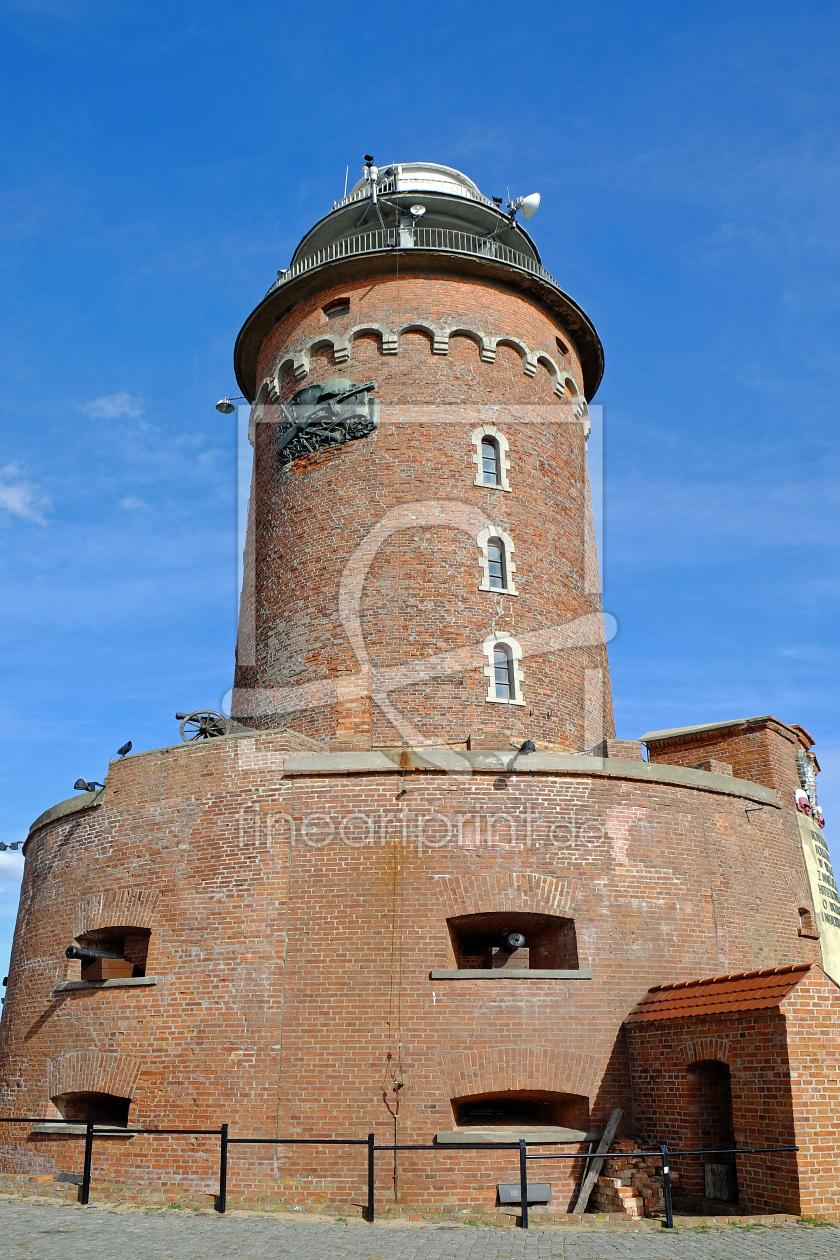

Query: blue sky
[1,0,838,980]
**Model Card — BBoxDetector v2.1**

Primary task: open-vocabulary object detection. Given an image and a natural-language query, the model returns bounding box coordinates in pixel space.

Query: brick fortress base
[2,720,838,1219]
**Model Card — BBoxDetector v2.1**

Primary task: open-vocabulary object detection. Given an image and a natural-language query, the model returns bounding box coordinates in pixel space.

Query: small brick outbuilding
[626,963,840,1216]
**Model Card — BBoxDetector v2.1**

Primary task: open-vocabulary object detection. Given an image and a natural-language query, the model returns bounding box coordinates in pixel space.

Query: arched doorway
[684,1060,737,1203]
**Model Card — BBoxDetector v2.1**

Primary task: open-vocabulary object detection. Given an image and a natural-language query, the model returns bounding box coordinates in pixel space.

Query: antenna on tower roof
[355,153,400,232]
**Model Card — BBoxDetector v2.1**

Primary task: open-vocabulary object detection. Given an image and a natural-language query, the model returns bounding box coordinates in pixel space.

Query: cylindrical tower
[0,161,833,1221]
[231,160,612,752]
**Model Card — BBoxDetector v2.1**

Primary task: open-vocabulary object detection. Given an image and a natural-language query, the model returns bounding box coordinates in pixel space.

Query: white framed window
[483,632,525,705]
[471,424,511,492]
[477,527,517,595]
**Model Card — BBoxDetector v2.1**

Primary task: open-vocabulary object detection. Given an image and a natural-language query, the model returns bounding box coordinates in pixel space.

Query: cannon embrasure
[66,946,124,963]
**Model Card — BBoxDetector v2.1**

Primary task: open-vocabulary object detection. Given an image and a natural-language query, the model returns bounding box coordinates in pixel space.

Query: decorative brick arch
[396,321,449,356]
[271,323,575,397]
[73,888,160,938]
[676,1037,733,1068]
[433,872,582,919]
[447,327,496,362]
[437,1045,602,1102]
[348,324,398,355]
[46,1051,142,1102]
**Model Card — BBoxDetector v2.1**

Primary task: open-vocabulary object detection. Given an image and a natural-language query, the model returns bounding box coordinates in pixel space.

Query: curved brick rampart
[0,734,819,1209]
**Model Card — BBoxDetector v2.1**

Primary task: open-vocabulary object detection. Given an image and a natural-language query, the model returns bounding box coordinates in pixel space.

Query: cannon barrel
[65,945,124,962]
[500,932,526,953]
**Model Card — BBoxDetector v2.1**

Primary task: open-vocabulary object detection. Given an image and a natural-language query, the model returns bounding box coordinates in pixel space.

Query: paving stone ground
[1,1200,840,1260]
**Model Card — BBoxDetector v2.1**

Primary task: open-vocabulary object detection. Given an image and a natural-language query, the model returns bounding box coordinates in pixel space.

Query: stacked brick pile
[590,1138,679,1219]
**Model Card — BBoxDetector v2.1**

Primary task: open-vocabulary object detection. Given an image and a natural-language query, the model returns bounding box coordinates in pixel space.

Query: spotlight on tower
[509,192,541,220]
[519,740,536,753]
[74,778,104,793]
[116,741,132,758]
[409,204,426,219]
[215,398,236,415]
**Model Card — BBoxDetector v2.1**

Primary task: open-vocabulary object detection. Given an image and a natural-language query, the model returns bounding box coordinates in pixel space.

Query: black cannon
[500,932,526,953]
[65,946,124,963]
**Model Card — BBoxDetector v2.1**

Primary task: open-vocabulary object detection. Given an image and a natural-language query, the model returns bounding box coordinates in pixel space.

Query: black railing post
[366,1132,375,1222]
[217,1123,228,1214]
[519,1138,528,1230]
[79,1116,94,1205]
[661,1144,673,1229]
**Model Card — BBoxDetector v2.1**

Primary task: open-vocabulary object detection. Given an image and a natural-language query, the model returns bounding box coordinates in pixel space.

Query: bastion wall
[0,729,820,1210]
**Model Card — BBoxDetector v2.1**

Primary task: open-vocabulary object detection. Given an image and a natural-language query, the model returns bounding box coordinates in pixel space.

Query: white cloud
[81,391,144,420]
[0,853,25,878]
[0,464,49,524]
[120,496,149,510]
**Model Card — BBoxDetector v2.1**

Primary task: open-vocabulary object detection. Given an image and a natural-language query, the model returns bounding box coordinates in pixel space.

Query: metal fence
[265,227,565,299]
[0,1118,798,1227]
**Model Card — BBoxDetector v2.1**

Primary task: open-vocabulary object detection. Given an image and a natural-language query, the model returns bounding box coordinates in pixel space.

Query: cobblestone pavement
[1,1202,840,1260]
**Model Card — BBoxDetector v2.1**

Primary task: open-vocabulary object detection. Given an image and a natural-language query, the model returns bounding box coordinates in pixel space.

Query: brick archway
[434,872,582,919]
[437,1045,601,1102]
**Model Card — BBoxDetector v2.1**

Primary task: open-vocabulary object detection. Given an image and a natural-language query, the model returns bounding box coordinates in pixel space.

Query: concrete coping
[283,750,779,806]
[30,1123,135,1137]
[435,1127,602,1145]
[53,977,158,992]
[28,788,105,836]
[430,968,593,980]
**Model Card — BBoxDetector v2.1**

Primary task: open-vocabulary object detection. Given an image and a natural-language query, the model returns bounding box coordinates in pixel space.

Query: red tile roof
[625,964,812,1023]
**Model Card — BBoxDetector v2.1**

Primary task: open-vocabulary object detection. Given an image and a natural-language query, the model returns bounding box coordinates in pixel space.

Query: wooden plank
[571,1108,623,1215]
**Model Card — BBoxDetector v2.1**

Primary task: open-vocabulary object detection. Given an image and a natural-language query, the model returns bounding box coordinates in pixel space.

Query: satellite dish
[519,192,541,220]
[409,204,426,218]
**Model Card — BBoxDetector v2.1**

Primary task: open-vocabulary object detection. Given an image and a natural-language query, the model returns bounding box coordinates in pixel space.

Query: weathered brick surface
[233,272,611,750]
[646,719,806,799]
[627,965,840,1216]
[0,732,822,1210]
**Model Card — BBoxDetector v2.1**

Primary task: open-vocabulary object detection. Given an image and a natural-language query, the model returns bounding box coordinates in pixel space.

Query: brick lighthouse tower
[3,159,840,1222]
[230,158,613,754]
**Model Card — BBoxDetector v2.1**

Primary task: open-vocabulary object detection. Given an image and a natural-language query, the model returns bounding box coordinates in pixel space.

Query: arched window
[481,437,500,485]
[483,633,525,705]
[494,645,514,700]
[487,537,506,588]
[471,424,511,491]
[477,528,517,594]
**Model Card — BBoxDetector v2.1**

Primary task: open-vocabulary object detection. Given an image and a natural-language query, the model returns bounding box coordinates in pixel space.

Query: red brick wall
[233,272,612,751]
[627,967,840,1217]
[627,1012,800,1214]
[646,719,804,798]
[0,734,821,1209]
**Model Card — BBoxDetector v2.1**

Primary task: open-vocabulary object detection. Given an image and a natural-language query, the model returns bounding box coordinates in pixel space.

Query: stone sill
[429,968,593,980]
[30,1124,135,1138]
[436,1127,602,1145]
[54,976,158,992]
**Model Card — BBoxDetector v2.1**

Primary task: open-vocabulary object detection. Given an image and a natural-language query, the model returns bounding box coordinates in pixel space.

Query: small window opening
[555,336,569,358]
[452,1089,589,1131]
[798,907,819,938]
[487,537,506,589]
[481,437,500,485]
[493,645,514,700]
[323,298,350,320]
[447,912,578,970]
[53,1092,131,1127]
[72,927,150,979]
